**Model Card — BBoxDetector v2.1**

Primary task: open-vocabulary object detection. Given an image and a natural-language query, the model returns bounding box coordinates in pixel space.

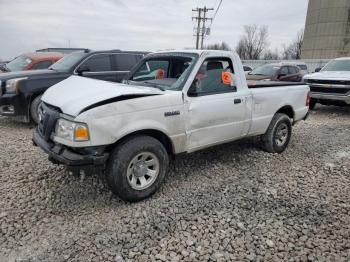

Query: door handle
[234,98,242,104]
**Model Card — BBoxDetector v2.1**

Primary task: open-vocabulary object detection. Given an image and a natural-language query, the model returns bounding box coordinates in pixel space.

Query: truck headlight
[55,118,90,142]
[5,77,27,94]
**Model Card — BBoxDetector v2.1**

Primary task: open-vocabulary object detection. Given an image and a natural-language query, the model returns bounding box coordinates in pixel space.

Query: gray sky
[0,0,308,60]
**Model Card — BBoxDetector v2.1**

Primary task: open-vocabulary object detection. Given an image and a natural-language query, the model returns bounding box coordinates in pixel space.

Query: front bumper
[33,129,109,171]
[310,92,350,106]
[0,94,29,122]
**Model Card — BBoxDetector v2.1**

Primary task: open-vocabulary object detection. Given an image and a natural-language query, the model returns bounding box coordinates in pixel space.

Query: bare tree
[263,48,281,60]
[282,29,304,59]
[235,24,269,60]
[205,42,232,51]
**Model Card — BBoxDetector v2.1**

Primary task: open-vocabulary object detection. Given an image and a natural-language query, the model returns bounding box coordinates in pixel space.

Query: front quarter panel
[73,91,187,153]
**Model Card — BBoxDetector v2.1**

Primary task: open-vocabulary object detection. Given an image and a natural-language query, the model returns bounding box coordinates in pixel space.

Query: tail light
[306,91,310,107]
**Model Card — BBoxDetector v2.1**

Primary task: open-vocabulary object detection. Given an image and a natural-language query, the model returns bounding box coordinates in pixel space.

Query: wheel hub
[133,162,148,178]
[126,152,160,191]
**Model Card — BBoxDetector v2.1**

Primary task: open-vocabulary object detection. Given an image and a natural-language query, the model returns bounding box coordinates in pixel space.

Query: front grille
[306,79,350,85]
[310,86,350,94]
[38,103,60,141]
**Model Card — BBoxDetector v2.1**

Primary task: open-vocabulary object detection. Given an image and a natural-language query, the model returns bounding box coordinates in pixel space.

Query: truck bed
[247,80,304,88]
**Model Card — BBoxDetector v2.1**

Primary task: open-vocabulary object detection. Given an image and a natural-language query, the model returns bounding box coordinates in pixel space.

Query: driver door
[185,58,249,152]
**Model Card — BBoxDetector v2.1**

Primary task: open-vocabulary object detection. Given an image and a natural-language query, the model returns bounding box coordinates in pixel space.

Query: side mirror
[76,65,90,75]
[277,73,286,79]
[315,67,322,72]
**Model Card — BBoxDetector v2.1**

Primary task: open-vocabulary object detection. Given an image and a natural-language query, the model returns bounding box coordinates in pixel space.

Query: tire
[309,100,317,110]
[30,95,42,124]
[261,113,292,153]
[106,136,169,202]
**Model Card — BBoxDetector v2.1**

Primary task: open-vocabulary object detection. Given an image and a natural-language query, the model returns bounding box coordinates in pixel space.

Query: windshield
[250,65,280,76]
[6,55,32,72]
[321,59,350,71]
[298,64,308,70]
[127,53,198,91]
[50,52,86,71]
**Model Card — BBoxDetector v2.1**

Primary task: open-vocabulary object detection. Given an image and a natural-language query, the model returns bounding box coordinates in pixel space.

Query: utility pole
[192,6,213,49]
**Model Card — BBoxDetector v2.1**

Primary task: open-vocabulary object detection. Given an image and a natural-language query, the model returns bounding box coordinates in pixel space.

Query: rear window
[32,60,53,70]
[298,64,307,70]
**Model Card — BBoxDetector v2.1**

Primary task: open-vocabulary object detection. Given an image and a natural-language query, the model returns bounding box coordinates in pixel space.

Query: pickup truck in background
[0,52,64,73]
[304,57,350,109]
[33,50,310,202]
[0,49,146,123]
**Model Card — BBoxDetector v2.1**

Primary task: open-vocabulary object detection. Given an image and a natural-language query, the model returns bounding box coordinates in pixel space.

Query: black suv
[0,49,146,123]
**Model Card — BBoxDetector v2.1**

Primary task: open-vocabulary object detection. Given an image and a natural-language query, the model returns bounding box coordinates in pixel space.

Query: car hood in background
[0,69,60,81]
[304,71,350,80]
[42,76,164,116]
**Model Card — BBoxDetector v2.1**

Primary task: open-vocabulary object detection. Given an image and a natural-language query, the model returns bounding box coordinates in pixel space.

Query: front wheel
[106,136,169,202]
[261,113,292,153]
[30,95,42,124]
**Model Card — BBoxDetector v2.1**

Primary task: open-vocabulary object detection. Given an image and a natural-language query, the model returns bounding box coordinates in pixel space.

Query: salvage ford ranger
[33,50,310,202]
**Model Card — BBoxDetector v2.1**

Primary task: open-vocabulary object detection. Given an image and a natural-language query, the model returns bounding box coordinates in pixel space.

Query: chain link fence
[242,59,331,73]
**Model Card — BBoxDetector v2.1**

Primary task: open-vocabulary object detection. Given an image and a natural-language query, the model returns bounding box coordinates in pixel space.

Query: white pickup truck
[304,57,350,109]
[33,50,310,202]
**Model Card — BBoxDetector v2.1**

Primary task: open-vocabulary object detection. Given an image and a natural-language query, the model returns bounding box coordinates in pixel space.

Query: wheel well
[109,129,174,156]
[28,93,43,120]
[276,106,294,121]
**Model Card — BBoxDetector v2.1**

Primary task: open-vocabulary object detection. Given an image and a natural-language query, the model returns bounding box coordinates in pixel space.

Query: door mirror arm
[76,65,90,75]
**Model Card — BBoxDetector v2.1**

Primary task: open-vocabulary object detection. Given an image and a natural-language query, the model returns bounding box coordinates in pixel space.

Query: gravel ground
[0,105,349,262]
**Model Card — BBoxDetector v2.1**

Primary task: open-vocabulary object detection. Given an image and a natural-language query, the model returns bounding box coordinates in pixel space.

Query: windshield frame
[49,51,86,72]
[5,55,33,72]
[126,52,199,91]
[321,59,350,72]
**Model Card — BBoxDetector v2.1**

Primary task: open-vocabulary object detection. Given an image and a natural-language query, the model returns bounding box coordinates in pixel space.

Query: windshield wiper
[143,81,166,91]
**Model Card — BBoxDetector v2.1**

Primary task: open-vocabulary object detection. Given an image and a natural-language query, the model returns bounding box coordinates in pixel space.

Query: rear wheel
[309,100,317,110]
[30,95,42,124]
[261,113,292,153]
[106,136,169,202]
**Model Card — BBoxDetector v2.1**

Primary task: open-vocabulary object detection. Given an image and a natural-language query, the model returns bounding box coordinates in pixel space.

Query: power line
[210,0,223,26]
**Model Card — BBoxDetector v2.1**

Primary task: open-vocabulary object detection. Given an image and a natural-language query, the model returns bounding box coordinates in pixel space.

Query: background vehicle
[0,49,147,123]
[304,57,350,108]
[33,50,310,202]
[0,52,64,73]
[246,63,303,82]
[282,61,309,75]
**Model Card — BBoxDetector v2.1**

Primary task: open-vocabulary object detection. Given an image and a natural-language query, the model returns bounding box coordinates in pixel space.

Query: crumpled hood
[304,71,350,81]
[42,76,163,116]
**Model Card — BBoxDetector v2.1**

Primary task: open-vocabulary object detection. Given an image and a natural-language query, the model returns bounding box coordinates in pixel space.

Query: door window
[280,66,289,75]
[32,60,53,70]
[114,54,141,71]
[190,58,235,96]
[288,66,299,74]
[81,54,112,72]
